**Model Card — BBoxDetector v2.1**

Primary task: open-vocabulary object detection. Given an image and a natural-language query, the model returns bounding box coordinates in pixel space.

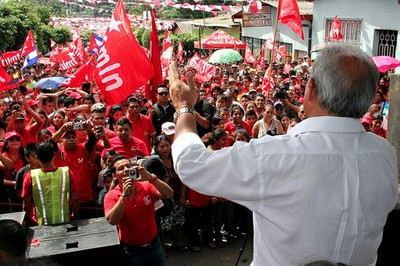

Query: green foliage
[141,29,151,49]
[169,33,198,53]
[134,27,146,47]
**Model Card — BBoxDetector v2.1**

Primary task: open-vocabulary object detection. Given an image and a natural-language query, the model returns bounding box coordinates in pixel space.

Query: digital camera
[73,118,84,130]
[128,167,138,180]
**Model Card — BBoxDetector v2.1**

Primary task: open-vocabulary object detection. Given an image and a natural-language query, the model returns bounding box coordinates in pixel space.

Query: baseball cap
[91,102,106,112]
[360,116,372,125]
[4,131,22,141]
[274,100,284,107]
[69,92,82,100]
[28,99,39,107]
[228,78,236,84]
[231,64,238,68]
[248,89,257,94]
[161,122,176,136]
[290,75,297,79]
[301,62,308,67]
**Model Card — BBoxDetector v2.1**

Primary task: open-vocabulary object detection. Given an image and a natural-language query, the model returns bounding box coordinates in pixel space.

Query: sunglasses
[157,92,168,96]
[8,137,21,142]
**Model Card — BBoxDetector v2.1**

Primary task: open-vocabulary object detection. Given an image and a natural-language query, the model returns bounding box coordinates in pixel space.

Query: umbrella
[208,49,243,65]
[34,76,66,89]
[371,56,400,72]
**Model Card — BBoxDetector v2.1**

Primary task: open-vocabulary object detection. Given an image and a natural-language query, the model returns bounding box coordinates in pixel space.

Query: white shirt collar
[287,116,365,135]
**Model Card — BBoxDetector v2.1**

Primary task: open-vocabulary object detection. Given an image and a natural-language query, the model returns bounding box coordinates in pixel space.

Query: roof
[261,0,313,16]
[174,21,193,34]
[183,13,239,28]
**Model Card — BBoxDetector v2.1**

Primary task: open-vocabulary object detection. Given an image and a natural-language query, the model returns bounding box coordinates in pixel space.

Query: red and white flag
[147,8,163,104]
[187,53,216,83]
[21,29,36,57]
[72,27,87,63]
[50,38,56,49]
[177,40,184,63]
[244,45,256,64]
[278,0,304,40]
[54,50,80,71]
[329,16,343,40]
[61,56,95,88]
[161,31,174,79]
[0,66,13,91]
[1,50,21,67]
[94,0,154,105]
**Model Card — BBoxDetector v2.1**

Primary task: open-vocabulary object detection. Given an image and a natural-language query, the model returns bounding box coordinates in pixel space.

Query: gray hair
[310,43,378,118]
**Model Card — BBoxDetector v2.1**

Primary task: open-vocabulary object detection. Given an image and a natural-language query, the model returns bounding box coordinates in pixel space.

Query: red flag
[278,0,304,40]
[329,16,343,40]
[160,30,174,79]
[72,27,87,63]
[54,50,80,71]
[261,71,274,96]
[250,1,259,14]
[177,40,184,63]
[94,0,154,105]
[21,29,37,57]
[61,56,95,88]
[1,50,21,67]
[187,53,216,83]
[244,45,256,64]
[147,8,163,104]
[0,66,13,91]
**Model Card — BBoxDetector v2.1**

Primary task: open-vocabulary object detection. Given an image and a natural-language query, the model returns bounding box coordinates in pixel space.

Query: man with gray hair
[168,43,398,265]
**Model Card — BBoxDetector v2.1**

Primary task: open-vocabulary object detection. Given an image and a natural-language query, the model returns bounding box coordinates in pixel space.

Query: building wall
[241,7,309,58]
[312,0,400,59]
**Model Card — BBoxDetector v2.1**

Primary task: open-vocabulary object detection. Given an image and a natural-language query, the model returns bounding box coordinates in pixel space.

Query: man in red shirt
[104,155,173,265]
[125,97,155,154]
[105,118,149,159]
[52,121,98,219]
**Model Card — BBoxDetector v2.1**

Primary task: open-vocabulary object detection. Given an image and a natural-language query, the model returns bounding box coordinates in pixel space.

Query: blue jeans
[122,236,164,266]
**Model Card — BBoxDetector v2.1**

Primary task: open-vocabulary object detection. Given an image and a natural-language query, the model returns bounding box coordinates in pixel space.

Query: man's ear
[307,78,318,99]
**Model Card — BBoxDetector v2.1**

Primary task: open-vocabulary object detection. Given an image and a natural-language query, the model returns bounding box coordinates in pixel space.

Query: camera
[12,105,21,111]
[72,119,83,130]
[95,125,103,133]
[128,167,138,180]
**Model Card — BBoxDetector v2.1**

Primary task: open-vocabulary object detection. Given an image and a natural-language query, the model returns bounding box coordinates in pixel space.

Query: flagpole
[271,3,280,63]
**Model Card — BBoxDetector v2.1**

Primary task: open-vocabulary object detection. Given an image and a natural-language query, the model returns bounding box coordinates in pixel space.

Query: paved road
[164,233,254,266]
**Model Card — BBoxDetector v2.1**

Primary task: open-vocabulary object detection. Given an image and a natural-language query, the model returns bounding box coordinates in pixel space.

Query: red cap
[69,92,82,99]
[360,116,372,125]
[4,131,22,141]
[28,99,39,107]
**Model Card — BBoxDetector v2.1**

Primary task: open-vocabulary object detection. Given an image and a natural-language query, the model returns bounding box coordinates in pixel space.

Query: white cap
[161,122,176,136]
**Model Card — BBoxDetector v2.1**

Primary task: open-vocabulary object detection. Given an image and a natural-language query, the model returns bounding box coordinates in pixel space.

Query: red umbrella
[371,56,400,72]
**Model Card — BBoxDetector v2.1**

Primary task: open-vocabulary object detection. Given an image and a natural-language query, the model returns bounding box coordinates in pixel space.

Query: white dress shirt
[172,116,398,266]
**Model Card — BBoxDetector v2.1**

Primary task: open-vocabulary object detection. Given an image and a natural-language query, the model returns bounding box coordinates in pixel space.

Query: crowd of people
[0,42,395,265]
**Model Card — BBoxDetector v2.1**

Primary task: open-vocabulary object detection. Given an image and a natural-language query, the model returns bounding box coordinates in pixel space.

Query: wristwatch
[173,106,195,122]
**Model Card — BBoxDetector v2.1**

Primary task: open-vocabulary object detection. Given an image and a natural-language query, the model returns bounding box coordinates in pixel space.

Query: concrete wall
[312,0,400,60]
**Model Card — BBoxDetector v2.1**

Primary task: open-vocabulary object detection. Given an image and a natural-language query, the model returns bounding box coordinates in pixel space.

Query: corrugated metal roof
[261,0,313,16]
[175,21,193,34]
[182,13,239,28]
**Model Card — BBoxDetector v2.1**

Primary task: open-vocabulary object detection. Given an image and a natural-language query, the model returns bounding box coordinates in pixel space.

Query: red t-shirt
[21,166,78,225]
[224,121,252,137]
[188,188,212,207]
[55,143,94,204]
[104,182,159,245]
[126,114,156,154]
[2,152,25,180]
[108,136,149,158]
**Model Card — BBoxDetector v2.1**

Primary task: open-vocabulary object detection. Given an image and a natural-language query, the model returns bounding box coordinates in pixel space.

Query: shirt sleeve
[172,132,262,209]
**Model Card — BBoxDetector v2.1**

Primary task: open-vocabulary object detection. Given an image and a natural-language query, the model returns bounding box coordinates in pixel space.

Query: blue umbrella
[34,76,66,89]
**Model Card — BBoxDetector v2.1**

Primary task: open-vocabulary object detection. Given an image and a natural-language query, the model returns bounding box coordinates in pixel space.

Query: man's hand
[168,61,197,110]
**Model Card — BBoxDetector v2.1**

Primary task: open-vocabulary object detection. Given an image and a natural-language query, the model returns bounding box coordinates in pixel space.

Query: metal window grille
[375,29,397,57]
[325,18,362,45]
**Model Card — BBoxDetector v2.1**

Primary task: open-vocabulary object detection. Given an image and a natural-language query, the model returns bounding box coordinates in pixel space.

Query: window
[374,29,397,57]
[325,18,362,45]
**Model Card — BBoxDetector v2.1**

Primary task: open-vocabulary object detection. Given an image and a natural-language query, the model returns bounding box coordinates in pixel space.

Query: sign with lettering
[243,7,272,28]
